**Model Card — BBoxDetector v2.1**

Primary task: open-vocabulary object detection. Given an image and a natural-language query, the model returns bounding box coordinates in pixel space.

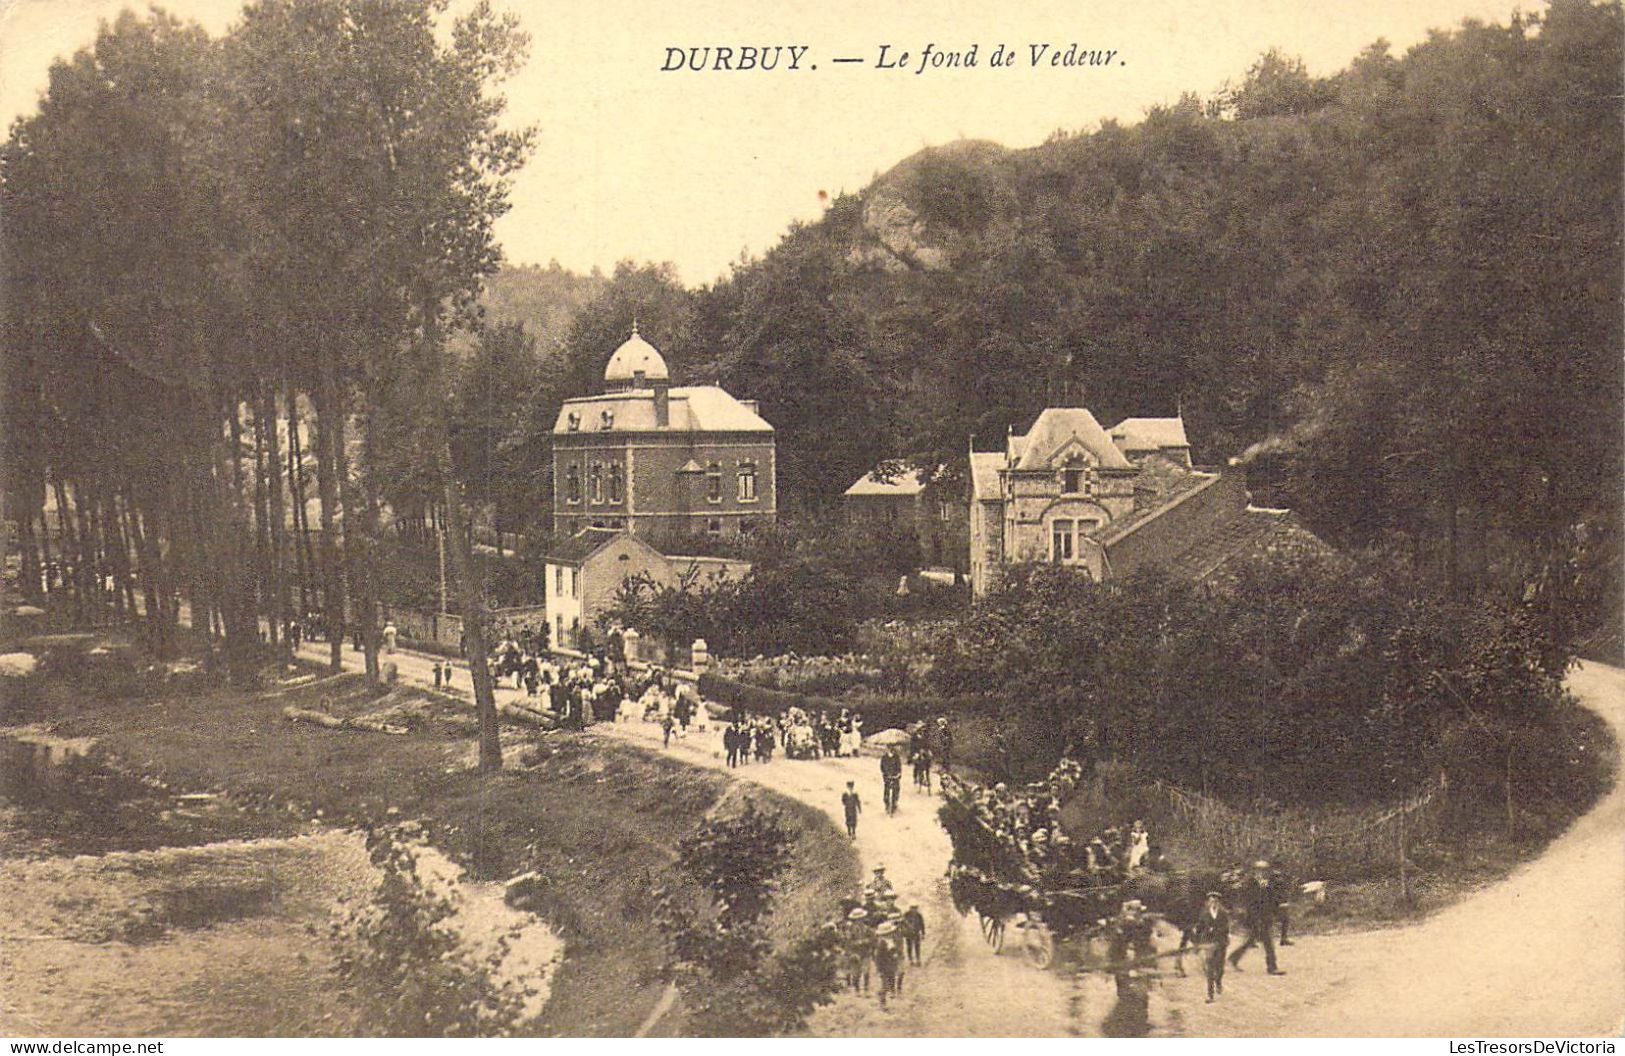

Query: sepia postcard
[0,0,1620,1045]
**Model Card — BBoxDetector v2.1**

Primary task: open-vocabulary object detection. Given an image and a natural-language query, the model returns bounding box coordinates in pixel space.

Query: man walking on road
[1230,860,1285,975]
[900,904,925,966]
[881,748,903,814]
[842,780,863,839]
[1189,890,1232,1002]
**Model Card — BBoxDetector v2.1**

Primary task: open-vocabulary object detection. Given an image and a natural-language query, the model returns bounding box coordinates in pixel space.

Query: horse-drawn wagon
[939,763,1233,973]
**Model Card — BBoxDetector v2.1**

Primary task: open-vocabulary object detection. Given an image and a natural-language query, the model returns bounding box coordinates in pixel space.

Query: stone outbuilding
[540,527,750,652]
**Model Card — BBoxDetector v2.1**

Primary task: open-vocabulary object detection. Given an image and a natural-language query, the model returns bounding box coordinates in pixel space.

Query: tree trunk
[211,401,261,683]
[70,481,99,621]
[425,295,500,773]
[16,501,41,602]
[336,371,379,681]
[53,477,83,622]
[312,371,348,672]
[286,384,313,623]
[126,491,168,656]
[263,381,289,652]
[37,506,53,593]
[250,393,276,647]
[109,490,138,617]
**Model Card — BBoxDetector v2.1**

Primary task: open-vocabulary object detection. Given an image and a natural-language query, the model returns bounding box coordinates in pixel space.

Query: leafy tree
[333,825,531,1037]
[656,801,839,1036]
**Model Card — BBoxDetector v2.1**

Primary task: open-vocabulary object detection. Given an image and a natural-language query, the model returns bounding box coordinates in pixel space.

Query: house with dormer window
[969,405,1319,595]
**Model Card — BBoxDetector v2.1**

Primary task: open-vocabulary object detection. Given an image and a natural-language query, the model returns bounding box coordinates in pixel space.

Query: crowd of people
[825,865,927,1010]
[348,627,957,1013]
[468,635,709,734]
[948,764,1156,887]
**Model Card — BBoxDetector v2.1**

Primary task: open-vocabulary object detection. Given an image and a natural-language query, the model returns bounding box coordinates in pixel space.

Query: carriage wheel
[1023,918,1056,970]
[981,912,1006,952]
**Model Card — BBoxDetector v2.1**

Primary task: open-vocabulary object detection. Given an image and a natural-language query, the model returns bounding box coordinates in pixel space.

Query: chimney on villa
[653,378,670,427]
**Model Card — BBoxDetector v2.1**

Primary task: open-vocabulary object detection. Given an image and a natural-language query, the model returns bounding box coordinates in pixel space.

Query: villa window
[600,409,615,430]
[707,518,723,535]
[706,462,722,503]
[566,411,581,432]
[608,463,624,504]
[555,566,564,594]
[590,463,604,504]
[1063,468,1084,494]
[565,464,581,505]
[737,462,758,502]
[1052,519,1075,562]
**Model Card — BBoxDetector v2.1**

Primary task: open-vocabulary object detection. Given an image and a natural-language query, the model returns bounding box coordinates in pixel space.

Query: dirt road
[296,641,1081,1034]
[1170,660,1625,1038]
[304,643,1625,1037]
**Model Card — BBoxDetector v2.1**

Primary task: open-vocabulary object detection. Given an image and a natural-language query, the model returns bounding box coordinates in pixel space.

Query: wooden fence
[1095,761,1449,878]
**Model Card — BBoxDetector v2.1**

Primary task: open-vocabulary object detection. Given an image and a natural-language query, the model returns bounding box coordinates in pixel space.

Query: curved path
[294,640,1079,1035]
[302,641,1625,1037]
[1171,660,1625,1038]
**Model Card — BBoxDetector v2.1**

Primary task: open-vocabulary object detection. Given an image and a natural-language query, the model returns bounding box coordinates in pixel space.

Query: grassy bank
[4,630,858,1037]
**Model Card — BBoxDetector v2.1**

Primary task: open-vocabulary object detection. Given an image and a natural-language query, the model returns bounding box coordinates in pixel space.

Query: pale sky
[1,0,1544,285]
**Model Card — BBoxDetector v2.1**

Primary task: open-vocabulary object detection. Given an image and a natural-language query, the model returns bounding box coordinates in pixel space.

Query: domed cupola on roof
[604,321,669,391]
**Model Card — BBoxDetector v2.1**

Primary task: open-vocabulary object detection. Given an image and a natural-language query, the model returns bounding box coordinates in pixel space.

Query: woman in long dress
[845,712,864,757]
[1126,819,1150,871]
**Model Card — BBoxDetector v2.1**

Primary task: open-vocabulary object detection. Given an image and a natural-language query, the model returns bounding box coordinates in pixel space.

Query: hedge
[696,672,942,731]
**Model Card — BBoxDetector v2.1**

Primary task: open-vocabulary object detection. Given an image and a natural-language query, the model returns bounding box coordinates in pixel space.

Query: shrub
[332,825,532,1037]
[656,800,840,1036]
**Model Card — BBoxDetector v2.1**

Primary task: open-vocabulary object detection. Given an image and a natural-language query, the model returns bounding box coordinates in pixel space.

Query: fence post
[1398,804,1411,907]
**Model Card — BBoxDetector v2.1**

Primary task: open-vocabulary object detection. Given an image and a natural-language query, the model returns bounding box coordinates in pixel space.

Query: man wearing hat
[1229,860,1285,975]
[841,908,872,992]
[872,920,903,1008]
[841,780,863,838]
[865,864,896,907]
[880,747,904,814]
[900,903,926,965]
[1188,890,1233,1001]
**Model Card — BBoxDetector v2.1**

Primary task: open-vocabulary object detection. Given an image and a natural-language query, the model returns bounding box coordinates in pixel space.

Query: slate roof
[1012,408,1134,471]
[1111,416,1190,453]
[1098,467,1220,544]
[845,464,934,497]
[554,385,773,435]
[1163,508,1330,583]
[538,527,637,566]
[970,452,1004,502]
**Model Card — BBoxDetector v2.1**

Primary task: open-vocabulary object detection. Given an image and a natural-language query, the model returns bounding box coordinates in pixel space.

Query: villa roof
[1111,416,1190,452]
[554,385,773,435]
[1012,408,1134,472]
[537,528,658,567]
[845,464,935,497]
[970,452,1004,501]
